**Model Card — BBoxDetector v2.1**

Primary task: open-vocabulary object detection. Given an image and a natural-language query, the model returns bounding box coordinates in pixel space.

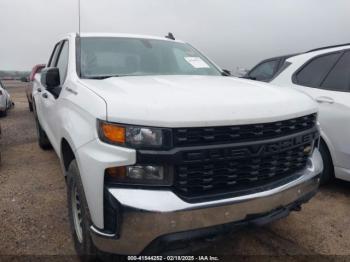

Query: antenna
[78,0,81,35]
[165,32,175,40]
[76,0,82,77]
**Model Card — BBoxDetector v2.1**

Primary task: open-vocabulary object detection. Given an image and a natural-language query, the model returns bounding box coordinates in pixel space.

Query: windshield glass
[79,37,222,78]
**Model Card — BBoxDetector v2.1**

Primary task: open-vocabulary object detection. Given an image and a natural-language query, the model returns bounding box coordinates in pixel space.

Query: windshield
[79,37,222,78]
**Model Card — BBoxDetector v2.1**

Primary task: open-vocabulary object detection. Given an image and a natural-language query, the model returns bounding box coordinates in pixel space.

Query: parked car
[23,64,45,111]
[0,80,12,117]
[267,44,350,184]
[32,33,322,259]
[243,54,299,82]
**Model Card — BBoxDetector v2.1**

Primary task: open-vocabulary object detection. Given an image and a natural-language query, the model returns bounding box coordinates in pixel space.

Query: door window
[55,41,69,85]
[249,59,280,81]
[48,42,62,67]
[320,51,350,92]
[294,52,341,87]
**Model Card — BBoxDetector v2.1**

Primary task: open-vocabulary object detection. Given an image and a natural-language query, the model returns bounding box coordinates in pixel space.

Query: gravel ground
[0,81,349,260]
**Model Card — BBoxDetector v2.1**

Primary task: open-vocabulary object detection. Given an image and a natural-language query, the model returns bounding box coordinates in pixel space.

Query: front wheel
[67,160,124,262]
[67,160,100,261]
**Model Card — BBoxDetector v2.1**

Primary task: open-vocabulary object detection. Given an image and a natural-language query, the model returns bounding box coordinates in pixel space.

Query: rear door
[41,40,69,152]
[34,42,62,128]
[293,50,350,176]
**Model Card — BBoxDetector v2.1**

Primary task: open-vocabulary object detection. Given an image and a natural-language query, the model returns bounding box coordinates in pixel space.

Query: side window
[55,41,69,85]
[320,51,350,92]
[249,59,280,81]
[48,42,62,67]
[295,53,341,87]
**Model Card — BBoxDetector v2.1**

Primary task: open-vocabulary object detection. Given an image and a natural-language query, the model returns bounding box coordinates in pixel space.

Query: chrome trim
[107,149,322,212]
[91,149,322,255]
[90,225,116,238]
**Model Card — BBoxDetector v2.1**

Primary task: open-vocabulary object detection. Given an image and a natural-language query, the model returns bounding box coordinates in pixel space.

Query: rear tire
[319,140,334,185]
[29,101,33,112]
[0,109,6,117]
[35,115,52,150]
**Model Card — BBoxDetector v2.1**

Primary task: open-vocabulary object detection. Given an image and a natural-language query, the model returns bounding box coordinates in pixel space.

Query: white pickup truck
[33,33,323,259]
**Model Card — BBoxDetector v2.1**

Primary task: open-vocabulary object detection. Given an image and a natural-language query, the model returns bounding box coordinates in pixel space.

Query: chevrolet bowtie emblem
[304,145,312,155]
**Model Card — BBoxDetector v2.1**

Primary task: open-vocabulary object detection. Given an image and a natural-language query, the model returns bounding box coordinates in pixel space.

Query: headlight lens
[126,127,163,147]
[105,165,173,186]
[98,120,168,148]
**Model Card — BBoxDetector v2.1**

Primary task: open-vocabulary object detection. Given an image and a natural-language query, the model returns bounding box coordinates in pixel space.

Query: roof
[62,32,185,43]
[286,44,350,64]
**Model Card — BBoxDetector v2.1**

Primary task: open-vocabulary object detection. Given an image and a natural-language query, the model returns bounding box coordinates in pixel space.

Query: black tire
[67,160,98,261]
[67,160,124,262]
[319,140,334,185]
[29,101,33,112]
[0,109,6,117]
[34,115,52,150]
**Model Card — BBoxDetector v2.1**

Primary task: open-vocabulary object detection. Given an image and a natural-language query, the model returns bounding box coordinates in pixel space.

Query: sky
[0,0,350,72]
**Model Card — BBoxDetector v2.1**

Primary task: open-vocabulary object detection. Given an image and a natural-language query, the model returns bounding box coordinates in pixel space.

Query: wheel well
[320,137,334,165]
[61,139,75,171]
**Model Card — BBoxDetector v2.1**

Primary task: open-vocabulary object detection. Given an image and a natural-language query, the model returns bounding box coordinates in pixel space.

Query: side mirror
[222,69,231,76]
[41,67,60,89]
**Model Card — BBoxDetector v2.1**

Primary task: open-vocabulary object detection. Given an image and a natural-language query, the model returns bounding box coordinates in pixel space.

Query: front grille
[173,114,317,147]
[174,137,314,202]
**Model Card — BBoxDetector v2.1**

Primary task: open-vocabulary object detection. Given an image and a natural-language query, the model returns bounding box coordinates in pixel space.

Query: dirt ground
[0,81,349,259]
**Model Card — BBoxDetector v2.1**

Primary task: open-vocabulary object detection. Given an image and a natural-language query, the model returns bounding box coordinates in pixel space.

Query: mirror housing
[221,69,231,76]
[41,67,60,89]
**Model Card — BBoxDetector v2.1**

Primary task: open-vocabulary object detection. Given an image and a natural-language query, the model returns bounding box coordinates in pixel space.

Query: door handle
[37,88,42,92]
[42,93,48,99]
[315,96,334,104]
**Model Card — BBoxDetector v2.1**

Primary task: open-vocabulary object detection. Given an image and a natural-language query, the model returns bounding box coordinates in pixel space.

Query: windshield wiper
[84,75,122,80]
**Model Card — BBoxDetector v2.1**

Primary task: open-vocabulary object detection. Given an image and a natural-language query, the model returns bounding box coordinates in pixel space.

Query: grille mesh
[174,144,310,199]
[172,114,317,201]
[173,114,317,147]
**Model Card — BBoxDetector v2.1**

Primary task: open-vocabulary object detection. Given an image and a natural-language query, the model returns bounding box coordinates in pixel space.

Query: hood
[80,75,317,127]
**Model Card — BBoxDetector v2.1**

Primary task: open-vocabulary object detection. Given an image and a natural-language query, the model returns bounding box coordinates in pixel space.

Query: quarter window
[295,53,341,87]
[249,59,280,81]
[321,51,350,92]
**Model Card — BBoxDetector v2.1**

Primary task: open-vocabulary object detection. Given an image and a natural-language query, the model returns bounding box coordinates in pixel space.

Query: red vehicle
[25,64,45,111]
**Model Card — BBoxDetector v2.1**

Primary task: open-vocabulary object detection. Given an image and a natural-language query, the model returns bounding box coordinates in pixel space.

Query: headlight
[97,120,171,148]
[126,126,163,147]
[105,165,173,186]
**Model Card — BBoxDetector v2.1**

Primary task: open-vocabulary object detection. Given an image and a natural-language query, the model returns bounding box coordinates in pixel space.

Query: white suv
[33,33,322,258]
[271,44,350,184]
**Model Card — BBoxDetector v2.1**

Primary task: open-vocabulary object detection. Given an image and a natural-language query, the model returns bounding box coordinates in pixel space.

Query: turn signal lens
[99,122,126,144]
[105,166,126,178]
[97,119,168,148]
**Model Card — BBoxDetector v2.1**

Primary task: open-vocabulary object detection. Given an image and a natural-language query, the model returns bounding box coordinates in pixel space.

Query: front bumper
[90,149,323,255]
